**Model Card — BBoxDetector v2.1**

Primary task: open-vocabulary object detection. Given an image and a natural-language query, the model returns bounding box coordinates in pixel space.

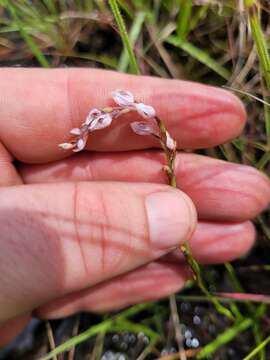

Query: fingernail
[145,190,196,250]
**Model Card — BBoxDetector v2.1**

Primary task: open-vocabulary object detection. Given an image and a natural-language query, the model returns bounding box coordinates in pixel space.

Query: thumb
[0,182,196,323]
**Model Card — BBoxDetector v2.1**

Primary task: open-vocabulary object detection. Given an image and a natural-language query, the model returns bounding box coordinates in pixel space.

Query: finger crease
[72,183,89,276]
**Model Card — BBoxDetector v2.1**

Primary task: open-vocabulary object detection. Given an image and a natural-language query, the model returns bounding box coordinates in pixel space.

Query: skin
[0,68,269,347]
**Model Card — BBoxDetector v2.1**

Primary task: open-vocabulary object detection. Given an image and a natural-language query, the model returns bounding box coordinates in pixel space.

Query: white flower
[111,90,134,107]
[135,103,156,118]
[59,89,160,154]
[59,142,74,150]
[130,121,157,136]
[111,90,156,119]
[73,137,88,152]
[165,131,176,151]
[84,108,102,125]
[70,128,81,135]
[88,113,113,131]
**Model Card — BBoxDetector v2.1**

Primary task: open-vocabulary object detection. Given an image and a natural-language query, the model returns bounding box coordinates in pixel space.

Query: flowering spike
[58,90,176,162]
[111,89,134,106]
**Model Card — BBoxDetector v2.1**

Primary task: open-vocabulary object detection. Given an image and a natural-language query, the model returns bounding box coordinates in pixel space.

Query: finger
[35,221,255,319]
[0,182,196,323]
[0,220,254,343]
[0,142,22,186]
[163,221,256,264]
[36,262,189,319]
[20,152,270,221]
[0,68,245,163]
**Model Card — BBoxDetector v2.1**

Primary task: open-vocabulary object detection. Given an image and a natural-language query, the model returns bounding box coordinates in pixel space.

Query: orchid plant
[59,89,234,320]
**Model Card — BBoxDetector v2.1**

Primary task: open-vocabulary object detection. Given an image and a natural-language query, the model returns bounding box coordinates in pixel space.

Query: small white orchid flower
[111,90,134,107]
[135,103,156,118]
[70,128,81,136]
[88,113,113,131]
[84,108,102,125]
[111,90,155,118]
[73,137,88,152]
[130,121,158,136]
[165,131,176,151]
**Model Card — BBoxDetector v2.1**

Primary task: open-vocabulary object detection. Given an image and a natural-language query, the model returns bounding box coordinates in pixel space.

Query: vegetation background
[0,0,269,359]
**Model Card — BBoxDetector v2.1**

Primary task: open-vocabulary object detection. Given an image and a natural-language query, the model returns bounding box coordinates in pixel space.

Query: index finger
[0,68,246,163]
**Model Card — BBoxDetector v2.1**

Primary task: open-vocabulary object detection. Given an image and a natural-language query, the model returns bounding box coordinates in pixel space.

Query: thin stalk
[154,115,234,321]
[225,262,254,314]
[42,319,113,360]
[159,124,235,319]
[197,318,253,359]
[243,333,270,360]
[45,321,57,360]
[181,246,234,321]
[108,0,140,74]
[118,11,145,72]
[177,0,193,41]
[175,294,270,304]
[253,322,266,360]
[244,0,270,144]
[4,1,50,67]
[257,150,270,171]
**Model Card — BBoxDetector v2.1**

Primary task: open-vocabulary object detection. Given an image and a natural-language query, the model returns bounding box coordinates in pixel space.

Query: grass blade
[176,0,193,41]
[243,334,270,360]
[118,11,145,72]
[3,1,50,67]
[197,318,253,359]
[41,320,113,360]
[108,0,140,74]
[166,35,230,80]
[244,0,270,145]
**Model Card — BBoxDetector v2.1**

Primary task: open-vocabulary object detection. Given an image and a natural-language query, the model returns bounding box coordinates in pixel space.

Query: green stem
[177,0,193,41]
[243,333,270,360]
[108,0,140,74]
[181,246,234,321]
[4,1,50,68]
[42,319,113,360]
[198,318,253,359]
[244,0,270,144]
[155,116,234,321]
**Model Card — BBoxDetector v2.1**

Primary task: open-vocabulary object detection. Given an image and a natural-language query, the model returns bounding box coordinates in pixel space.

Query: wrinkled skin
[0,69,269,347]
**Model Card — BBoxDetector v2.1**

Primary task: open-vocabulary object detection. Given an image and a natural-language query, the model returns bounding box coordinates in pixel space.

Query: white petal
[165,131,176,151]
[70,128,81,135]
[85,108,102,125]
[111,89,134,107]
[135,103,156,118]
[89,113,112,131]
[130,121,156,136]
[58,142,74,150]
[73,137,87,152]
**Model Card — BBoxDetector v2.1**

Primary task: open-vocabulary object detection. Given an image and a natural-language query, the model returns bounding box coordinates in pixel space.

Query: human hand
[0,68,269,346]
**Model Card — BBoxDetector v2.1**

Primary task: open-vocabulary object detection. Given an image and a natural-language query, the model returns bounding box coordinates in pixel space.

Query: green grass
[0,1,270,359]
